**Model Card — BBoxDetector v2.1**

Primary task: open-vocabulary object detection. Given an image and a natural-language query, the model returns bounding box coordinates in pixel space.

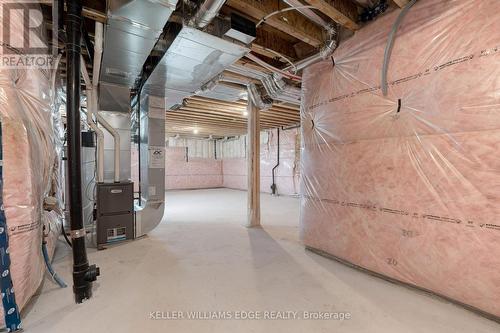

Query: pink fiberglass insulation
[165,147,223,190]
[0,3,63,324]
[223,128,300,195]
[301,0,500,319]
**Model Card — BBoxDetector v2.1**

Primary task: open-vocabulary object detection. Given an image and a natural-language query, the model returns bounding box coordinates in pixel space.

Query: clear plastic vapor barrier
[300,0,500,319]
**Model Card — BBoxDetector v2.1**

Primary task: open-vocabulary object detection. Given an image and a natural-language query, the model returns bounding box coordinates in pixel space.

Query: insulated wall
[301,0,500,319]
[165,147,223,190]
[0,39,62,333]
[223,128,300,195]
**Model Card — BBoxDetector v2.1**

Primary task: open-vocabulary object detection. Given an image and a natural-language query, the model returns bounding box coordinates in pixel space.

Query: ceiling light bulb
[193,128,199,134]
[243,111,248,116]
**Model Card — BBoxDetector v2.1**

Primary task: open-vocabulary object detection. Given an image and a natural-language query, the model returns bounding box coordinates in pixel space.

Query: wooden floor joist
[165,95,300,138]
[303,0,359,31]
[393,0,410,7]
[226,0,324,47]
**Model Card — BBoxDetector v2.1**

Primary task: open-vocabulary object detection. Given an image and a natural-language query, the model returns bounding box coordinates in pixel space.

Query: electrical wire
[256,5,317,27]
[61,219,72,246]
[42,240,67,288]
[258,47,297,73]
[381,0,417,96]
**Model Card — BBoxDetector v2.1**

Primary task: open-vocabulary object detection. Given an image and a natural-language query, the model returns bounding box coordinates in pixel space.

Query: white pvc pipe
[80,21,121,183]
[96,113,121,183]
[93,22,120,182]
[92,22,103,86]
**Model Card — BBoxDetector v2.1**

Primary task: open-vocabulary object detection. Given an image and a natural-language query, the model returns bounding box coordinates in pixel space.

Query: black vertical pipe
[137,91,142,200]
[65,0,99,304]
[271,128,280,195]
[214,139,217,160]
[57,0,64,29]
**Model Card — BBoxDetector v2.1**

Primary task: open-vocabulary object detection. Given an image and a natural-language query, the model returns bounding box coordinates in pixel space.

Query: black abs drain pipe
[65,0,99,303]
[271,128,280,195]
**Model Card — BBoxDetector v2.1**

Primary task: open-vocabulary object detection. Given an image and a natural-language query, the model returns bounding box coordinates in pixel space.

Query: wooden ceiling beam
[187,96,300,113]
[252,28,299,61]
[166,118,247,129]
[303,0,359,31]
[392,0,409,7]
[166,128,246,136]
[185,104,300,120]
[183,103,299,122]
[41,2,106,23]
[226,0,324,47]
[168,110,286,124]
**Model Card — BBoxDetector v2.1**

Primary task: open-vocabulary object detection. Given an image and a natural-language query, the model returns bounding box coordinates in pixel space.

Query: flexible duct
[241,28,337,104]
[260,74,301,105]
[226,65,302,105]
[245,53,302,81]
[190,0,227,28]
[248,83,273,110]
[285,38,337,73]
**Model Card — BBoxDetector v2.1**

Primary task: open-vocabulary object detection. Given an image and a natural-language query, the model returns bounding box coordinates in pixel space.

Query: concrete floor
[22,189,499,332]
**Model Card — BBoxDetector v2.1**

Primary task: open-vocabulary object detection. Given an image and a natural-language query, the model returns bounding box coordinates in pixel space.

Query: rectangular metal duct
[223,13,256,44]
[135,95,166,237]
[197,82,247,101]
[143,26,250,109]
[99,82,131,112]
[100,0,178,87]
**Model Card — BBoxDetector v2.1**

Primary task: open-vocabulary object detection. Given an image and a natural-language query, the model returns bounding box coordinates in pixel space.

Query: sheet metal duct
[197,82,247,101]
[143,26,250,109]
[99,82,131,112]
[190,0,227,28]
[135,95,166,237]
[227,64,302,105]
[99,112,132,183]
[100,0,178,87]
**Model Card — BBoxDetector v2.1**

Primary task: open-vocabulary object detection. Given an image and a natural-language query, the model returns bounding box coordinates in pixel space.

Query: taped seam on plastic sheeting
[301,0,500,319]
[307,47,499,111]
[303,195,500,232]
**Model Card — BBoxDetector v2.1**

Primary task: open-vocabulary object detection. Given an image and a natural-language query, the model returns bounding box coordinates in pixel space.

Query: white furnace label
[149,146,165,169]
